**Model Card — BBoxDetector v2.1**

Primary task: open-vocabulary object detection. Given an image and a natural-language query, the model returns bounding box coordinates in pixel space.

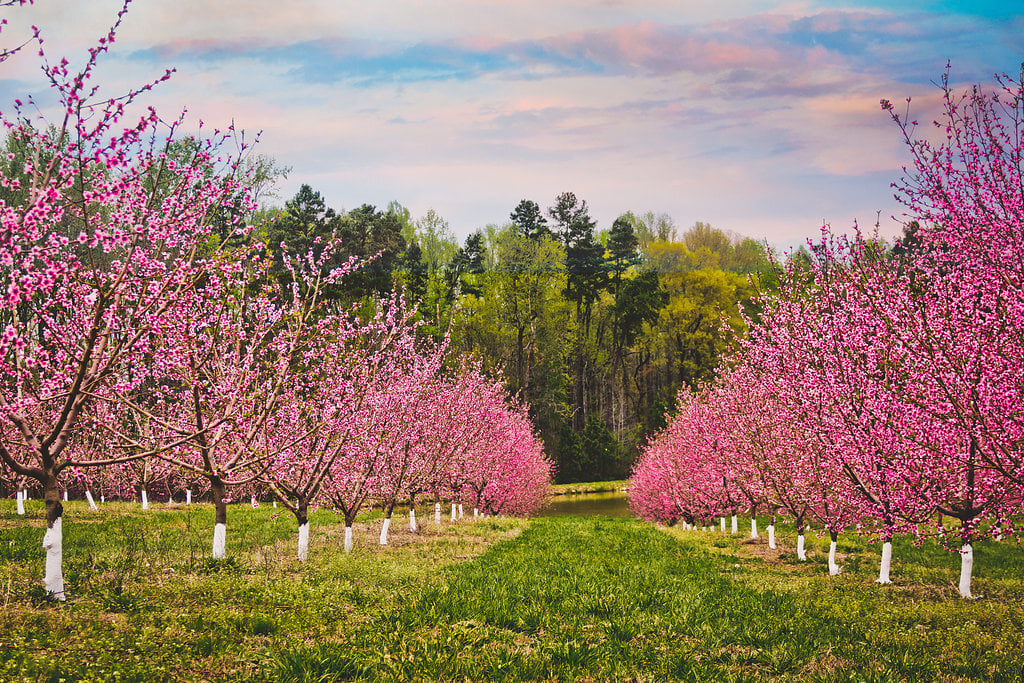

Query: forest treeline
[253,182,779,482]
[0,129,775,482]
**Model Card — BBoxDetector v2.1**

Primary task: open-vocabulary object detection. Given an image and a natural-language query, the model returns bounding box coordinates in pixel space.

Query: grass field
[549,480,628,496]
[2,498,1023,681]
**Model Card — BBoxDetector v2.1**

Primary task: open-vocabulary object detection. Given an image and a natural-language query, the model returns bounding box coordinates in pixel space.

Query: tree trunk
[344,512,356,554]
[85,490,98,511]
[876,541,893,584]
[796,519,807,561]
[141,489,149,510]
[828,529,841,575]
[434,502,441,524]
[41,474,65,601]
[731,514,738,535]
[211,477,228,559]
[958,543,974,598]
[296,498,310,562]
[379,503,394,545]
[16,490,25,515]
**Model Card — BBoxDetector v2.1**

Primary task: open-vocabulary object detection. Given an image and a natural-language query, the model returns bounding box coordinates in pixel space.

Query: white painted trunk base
[458,504,464,519]
[409,509,417,533]
[186,490,192,505]
[702,525,708,532]
[344,525,353,553]
[750,519,759,539]
[63,491,68,502]
[141,490,149,510]
[42,518,65,601]
[720,518,726,532]
[16,491,25,515]
[797,533,807,561]
[273,501,277,508]
[731,515,738,534]
[767,524,776,549]
[450,504,457,521]
[473,507,479,519]
[876,542,893,584]
[85,490,98,511]
[379,517,391,545]
[958,543,974,598]
[434,503,441,524]
[212,522,227,559]
[828,540,841,575]
[297,523,310,562]
[100,494,105,503]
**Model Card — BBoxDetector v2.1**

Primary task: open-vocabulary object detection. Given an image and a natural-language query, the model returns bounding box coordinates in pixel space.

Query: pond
[539,491,634,518]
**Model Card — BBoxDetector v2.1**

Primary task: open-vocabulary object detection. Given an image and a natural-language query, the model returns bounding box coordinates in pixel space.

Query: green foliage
[510,199,550,240]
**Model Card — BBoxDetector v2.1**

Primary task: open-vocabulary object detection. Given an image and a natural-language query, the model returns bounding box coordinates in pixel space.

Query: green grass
[1,499,522,682]
[3,500,1023,681]
[549,479,629,495]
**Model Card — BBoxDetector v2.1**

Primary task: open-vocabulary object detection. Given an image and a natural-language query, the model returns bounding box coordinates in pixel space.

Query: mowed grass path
[3,502,1024,681]
[274,517,1024,681]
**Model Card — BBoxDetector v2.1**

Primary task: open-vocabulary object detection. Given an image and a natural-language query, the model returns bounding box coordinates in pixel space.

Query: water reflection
[540,491,633,518]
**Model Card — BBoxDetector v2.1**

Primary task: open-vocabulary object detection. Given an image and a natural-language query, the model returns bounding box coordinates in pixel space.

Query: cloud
[0,0,1018,246]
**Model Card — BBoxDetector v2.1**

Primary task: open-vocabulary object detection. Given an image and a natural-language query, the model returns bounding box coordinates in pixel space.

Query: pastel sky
[1,1,1021,247]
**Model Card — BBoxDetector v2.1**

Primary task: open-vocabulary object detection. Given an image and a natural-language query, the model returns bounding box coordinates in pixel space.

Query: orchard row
[630,68,1024,599]
[0,16,551,601]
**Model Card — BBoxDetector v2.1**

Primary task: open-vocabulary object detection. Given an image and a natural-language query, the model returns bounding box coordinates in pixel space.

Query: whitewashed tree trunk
[42,517,64,601]
[434,503,441,524]
[16,491,25,515]
[720,517,726,532]
[273,501,277,508]
[767,524,776,549]
[731,515,738,534]
[958,543,974,598]
[702,525,708,532]
[62,491,68,502]
[409,508,417,532]
[297,523,310,561]
[379,517,391,545]
[828,535,841,575]
[450,503,457,521]
[212,522,227,559]
[100,494,105,503]
[141,490,149,510]
[186,489,192,505]
[796,532,807,561]
[458,504,464,519]
[344,525,353,554]
[876,541,893,584]
[750,518,759,539]
[85,490,98,511]
[473,507,479,519]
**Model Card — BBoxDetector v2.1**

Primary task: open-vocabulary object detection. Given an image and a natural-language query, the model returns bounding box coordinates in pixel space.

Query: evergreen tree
[510,199,550,240]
